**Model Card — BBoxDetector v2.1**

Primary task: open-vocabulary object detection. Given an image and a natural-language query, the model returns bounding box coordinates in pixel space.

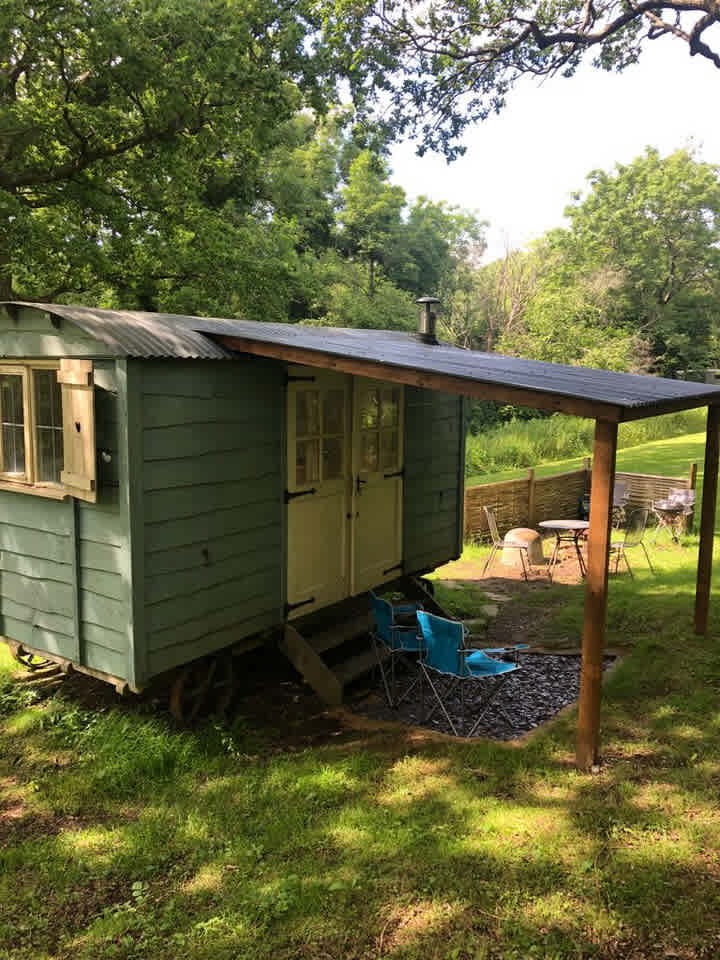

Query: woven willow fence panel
[464,462,696,542]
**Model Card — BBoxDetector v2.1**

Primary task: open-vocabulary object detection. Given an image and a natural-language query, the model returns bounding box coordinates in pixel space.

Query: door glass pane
[380,430,398,471]
[296,390,320,437]
[296,439,319,486]
[359,389,379,430]
[323,389,345,435]
[380,389,399,428]
[323,437,344,480]
[34,370,64,482]
[361,432,379,472]
[0,374,25,475]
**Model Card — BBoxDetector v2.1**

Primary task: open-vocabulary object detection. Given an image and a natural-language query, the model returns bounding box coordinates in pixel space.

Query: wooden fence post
[527,469,536,527]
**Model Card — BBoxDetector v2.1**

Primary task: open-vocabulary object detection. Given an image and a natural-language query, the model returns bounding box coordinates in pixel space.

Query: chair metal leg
[466,674,511,738]
[623,549,634,579]
[641,542,656,575]
[372,635,393,707]
[518,547,528,582]
[482,544,498,577]
[422,668,459,736]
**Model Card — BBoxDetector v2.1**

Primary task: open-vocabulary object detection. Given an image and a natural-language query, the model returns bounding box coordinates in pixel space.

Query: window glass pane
[322,437,344,480]
[380,430,399,471]
[34,370,64,483]
[361,432,379,472]
[359,389,379,430]
[296,439,319,486]
[323,389,345,435]
[0,374,25,475]
[380,389,399,428]
[296,390,320,437]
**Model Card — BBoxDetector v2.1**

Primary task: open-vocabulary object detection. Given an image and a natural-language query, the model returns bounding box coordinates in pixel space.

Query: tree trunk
[368,256,375,298]
[0,240,12,301]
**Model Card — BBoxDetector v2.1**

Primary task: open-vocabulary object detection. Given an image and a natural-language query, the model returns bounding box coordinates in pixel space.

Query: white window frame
[0,361,67,499]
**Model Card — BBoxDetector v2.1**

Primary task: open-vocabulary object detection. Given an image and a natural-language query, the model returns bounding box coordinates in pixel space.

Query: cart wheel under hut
[169,654,235,725]
[8,641,53,672]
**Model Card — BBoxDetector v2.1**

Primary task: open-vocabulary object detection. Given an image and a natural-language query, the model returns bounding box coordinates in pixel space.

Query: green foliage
[338,2,720,159]
[465,409,707,479]
[2,476,720,959]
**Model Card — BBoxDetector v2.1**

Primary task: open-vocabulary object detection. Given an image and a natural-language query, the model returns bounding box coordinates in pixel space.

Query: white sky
[390,37,720,263]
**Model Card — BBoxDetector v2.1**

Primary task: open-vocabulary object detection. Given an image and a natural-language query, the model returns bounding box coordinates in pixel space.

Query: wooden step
[310,614,371,655]
[334,646,386,688]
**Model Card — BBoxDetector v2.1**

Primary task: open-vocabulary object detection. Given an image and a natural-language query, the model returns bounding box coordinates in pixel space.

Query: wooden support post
[695,406,720,636]
[576,420,618,772]
[527,469,536,527]
[687,462,698,534]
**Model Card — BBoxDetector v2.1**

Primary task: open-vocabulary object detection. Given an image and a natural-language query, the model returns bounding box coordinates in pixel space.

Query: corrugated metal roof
[4,302,720,416]
[3,302,233,359]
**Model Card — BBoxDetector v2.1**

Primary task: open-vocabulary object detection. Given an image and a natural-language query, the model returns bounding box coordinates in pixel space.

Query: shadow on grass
[2,530,720,960]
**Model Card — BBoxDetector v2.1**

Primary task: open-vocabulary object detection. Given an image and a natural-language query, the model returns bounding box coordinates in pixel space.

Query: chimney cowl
[416,296,441,345]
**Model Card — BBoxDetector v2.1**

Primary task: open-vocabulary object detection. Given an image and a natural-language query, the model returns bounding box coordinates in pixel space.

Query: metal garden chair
[652,488,696,544]
[482,505,533,581]
[369,591,424,708]
[612,480,630,528]
[609,508,655,578]
[415,610,520,737]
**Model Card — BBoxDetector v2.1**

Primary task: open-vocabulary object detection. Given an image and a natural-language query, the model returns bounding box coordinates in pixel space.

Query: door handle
[356,476,368,495]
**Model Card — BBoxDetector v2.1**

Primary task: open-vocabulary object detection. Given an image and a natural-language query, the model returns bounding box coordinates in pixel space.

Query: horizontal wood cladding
[403,388,464,576]
[139,359,284,672]
[0,360,133,683]
[0,305,102,357]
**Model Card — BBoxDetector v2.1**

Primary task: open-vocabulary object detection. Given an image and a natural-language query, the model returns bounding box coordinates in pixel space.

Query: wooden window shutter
[58,359,97,503]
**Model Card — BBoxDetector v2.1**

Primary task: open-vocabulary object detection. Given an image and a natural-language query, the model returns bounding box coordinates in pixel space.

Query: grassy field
[1,431,719,960]
[466,430,706,493]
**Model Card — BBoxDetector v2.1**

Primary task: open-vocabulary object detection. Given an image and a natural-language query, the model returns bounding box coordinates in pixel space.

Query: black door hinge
[285,597,315,616]
[285,488,317,503]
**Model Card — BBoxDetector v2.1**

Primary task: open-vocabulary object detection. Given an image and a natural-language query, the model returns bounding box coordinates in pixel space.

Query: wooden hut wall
[0,308,132,683]
[403,388,465,574]
[137,358,285,680]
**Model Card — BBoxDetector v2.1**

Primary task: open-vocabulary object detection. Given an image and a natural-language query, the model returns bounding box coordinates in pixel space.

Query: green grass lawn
[2,431,720,960]
[466,431,706,490]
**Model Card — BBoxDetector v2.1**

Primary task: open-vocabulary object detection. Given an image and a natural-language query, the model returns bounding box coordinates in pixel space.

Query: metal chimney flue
[416,296,440,345]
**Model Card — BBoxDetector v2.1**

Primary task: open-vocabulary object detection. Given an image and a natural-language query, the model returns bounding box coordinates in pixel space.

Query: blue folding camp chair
[369,590,424,708]
[416,610,522,737]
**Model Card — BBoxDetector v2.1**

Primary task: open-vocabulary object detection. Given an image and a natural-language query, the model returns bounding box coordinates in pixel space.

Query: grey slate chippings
[357,653,616,739]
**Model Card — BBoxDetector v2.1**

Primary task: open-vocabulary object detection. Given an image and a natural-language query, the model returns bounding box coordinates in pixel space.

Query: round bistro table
[538,519,590,583]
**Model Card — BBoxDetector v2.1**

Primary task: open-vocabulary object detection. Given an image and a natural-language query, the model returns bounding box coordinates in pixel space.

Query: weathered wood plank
[279,624,343,706]
[145,526,281,576]
[145,499,280,552]
[143,476,278,524]
[146,544,279,604]
[149,591,281,653]
[146,609,272,675]
[79,540,123,575]
[146,566,279,633]
[143,444,279,491]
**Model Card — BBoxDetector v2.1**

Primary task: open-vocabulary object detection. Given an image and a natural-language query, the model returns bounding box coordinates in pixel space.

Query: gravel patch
[350,653,616,739]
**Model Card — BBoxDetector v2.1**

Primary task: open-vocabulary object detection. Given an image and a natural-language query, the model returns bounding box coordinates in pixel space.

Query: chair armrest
[392,602,422,614]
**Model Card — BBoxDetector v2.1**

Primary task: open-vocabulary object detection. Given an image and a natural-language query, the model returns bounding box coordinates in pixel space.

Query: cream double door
[286,367,403,618]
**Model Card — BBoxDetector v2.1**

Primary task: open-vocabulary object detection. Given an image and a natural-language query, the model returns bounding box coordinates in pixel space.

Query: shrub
[465,409,706,479]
